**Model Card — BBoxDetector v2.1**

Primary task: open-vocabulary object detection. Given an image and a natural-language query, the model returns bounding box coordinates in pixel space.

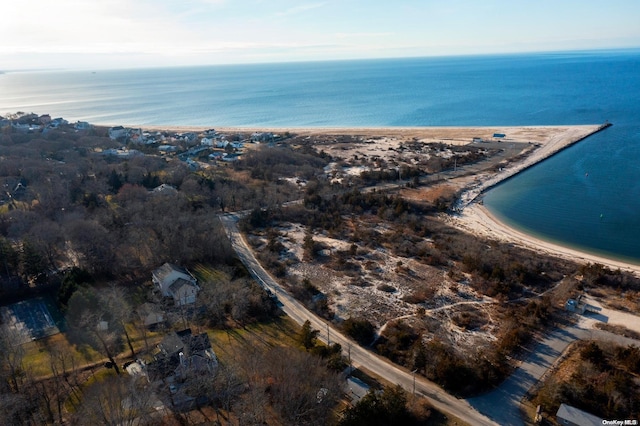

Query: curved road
[219,214,497,426]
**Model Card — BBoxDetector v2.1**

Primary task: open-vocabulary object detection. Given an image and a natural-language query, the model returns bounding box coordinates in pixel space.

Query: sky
[2,0,640,70]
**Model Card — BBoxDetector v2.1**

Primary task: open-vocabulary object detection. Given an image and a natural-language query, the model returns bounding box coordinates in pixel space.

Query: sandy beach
[453,203,640,275]
[446,123,640,276]
[131,122,637,274]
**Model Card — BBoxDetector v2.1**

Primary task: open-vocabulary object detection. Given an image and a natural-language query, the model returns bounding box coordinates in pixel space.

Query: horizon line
[2,46,640,74]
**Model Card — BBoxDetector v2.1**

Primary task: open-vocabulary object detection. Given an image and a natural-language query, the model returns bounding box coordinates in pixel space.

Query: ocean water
[1,50,639,263]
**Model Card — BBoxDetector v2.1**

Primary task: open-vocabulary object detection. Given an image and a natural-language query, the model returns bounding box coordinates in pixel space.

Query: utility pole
[327,322,330,345]
[411,369,417,397]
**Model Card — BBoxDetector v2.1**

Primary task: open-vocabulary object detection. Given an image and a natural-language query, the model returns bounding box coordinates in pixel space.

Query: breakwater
[456,123,612,211]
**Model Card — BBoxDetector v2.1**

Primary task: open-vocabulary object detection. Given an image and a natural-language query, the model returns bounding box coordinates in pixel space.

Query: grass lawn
[208,315,302,365]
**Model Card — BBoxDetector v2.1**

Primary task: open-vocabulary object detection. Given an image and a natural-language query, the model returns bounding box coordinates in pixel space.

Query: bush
[342,317,375,346]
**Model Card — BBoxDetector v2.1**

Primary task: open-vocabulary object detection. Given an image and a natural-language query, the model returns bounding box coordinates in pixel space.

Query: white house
[152,263,200,306]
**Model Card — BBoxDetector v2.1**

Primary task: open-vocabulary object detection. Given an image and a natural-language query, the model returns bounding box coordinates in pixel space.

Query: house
[137,303,165,329]
[50,118,68,128]
[109,126,127,140]
[74,121,92,130]
[152,263,199,306]
[251,132,274,143]
[150,328,218,382]
[221,153,240,162]
[12,122,40,133]
[158,145,178,153]
[101,148,142,158]
[128,128,144,143]
[177,132,197,143]
[556,403,602,426]
[152,184,178,194]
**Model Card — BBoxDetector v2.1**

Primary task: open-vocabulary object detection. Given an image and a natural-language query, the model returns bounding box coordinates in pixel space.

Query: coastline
[454,203,640,275]
[448,122,640,275]
[122,121,637,274]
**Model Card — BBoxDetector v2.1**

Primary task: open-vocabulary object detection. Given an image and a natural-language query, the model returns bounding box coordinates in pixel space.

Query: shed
[556,403,602,426]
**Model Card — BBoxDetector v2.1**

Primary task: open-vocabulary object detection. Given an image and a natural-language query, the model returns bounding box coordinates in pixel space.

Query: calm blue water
[1,50,639,263]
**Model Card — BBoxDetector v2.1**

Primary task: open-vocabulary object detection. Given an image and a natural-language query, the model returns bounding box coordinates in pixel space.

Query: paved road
[219,214,497,426]
[468,315,640,425]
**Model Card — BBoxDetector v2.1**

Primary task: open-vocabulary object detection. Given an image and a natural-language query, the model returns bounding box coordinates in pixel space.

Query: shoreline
[455,203,640,275]
[116,121,638,274]
[109,123,599,138]
[449,123,640,275]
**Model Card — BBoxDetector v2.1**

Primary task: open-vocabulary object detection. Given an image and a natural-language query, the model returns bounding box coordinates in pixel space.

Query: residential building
[152,263,200,306]
[109,126,127,140]
[556,403,603,426]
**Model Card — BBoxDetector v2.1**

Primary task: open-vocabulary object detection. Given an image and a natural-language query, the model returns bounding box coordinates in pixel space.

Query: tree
[66,287,123,374]
[340,385,415,426]
[19,239,46,284]
[265,347,342,426]
[299,320,319,351]
[342,317,375,345]
[581,341,606,368]
[303,232,317,260]
[57,267,93,311]
[73,375,156,426]
[107,169,124,193]
[0,324,25,392]
[100,285,136,358]
[0,236,19,280]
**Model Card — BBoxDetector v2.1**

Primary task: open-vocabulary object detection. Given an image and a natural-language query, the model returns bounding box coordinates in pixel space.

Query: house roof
[154,263,188,280]
[187,332,211,353]
[158,332,185,356]
[556,403,603,426]
[169,278,198,294]
[138,303,164,326]
[152,184,177,193]
[150,329,216,381]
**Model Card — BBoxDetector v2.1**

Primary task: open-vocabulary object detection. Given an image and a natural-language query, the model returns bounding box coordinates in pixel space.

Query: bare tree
[66,287,124,374]
[101,284,136,358]
[72,374,158,426]
[0,324,25,392]
[263,346,342,426]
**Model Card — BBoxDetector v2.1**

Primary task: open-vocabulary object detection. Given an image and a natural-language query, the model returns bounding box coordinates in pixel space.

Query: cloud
[335,32,395,39]
[275,2,326,17]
